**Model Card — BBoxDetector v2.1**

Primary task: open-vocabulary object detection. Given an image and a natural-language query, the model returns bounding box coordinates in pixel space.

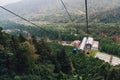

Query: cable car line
[85,0,89,34]
[0,6,50,33]
[60,0,89,34]
[0,0,89,35]
[60,0,73,22]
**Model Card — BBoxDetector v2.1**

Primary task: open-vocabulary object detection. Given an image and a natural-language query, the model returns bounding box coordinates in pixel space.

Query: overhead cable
[85,0,89,34]
[0,6,50,33]
[60,0,73,22]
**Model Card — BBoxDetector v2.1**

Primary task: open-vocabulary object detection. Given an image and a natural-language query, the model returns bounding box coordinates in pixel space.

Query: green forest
[0,0,120,79]
[0,26,120,80]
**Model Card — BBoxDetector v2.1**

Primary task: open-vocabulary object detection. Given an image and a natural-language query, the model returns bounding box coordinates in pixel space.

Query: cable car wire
[85,0,89,34]
[60,0,73,22]
[0,0,89,35]
[0,6,50,33]
[60,0,89,34]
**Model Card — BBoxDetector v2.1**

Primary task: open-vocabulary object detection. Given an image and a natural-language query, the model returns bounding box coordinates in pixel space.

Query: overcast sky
[0,0,21,6]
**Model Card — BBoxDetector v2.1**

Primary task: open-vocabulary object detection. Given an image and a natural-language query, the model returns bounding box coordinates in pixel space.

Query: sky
[0,0,21,6]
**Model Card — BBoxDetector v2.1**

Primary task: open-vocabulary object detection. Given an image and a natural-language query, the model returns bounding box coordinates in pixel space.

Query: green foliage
[1,1,120,79]
[35,39,52,63]
[90,7,120,23]
[107,66,120,80]
[99,38,120,57]
[14,41,38,73]
[69,51,113,80]
[0,26,120,80]
[54,48,72,74]
[19,34,26,43]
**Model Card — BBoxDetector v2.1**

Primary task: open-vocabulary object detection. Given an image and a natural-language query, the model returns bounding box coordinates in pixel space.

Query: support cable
[85,0,89,34]
[0,6,50,33]
[60,0,73,22]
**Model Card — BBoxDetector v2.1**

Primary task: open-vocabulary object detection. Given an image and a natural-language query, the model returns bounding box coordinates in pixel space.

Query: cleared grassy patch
[90,50,98,56]
[85,50,98,57]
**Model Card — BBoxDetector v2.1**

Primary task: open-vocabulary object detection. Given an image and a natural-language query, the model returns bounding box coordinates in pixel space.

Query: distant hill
[0,0,120,23]
[90,7,120,23]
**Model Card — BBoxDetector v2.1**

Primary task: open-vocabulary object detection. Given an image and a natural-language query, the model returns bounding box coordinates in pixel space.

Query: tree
[14,41,39,73]
[0,30,10,48]
[55,48,72,74]
[19,34,26,43]
[35,39,52,63]
[107,66,120,80]
[0,27,3,32]
[10,35,20,54]
[31,36,37,45]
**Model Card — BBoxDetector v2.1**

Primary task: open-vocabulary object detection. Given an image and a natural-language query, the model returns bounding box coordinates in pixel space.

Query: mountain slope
[90,7,120,23]
[0,0,120,23]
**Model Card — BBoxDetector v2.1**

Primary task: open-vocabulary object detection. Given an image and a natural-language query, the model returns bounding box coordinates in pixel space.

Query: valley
[0,0,120,80]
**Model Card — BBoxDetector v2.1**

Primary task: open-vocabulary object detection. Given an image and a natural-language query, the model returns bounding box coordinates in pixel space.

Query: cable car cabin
[72,48,77,53]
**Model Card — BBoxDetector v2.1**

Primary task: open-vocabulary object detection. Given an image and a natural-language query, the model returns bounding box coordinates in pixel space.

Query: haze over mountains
[0,0,120,23]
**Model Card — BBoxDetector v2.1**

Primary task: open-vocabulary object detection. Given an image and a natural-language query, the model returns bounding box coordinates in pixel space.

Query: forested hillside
[1,0,120,23]
[90,7,120,23]
[0,0,120,79]
[0,26,120,80]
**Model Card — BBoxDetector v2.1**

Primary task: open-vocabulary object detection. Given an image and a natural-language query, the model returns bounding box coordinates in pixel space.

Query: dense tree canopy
[0,21,120,80]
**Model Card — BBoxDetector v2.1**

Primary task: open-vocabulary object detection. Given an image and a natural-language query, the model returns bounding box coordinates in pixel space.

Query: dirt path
[95,52,120,66]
